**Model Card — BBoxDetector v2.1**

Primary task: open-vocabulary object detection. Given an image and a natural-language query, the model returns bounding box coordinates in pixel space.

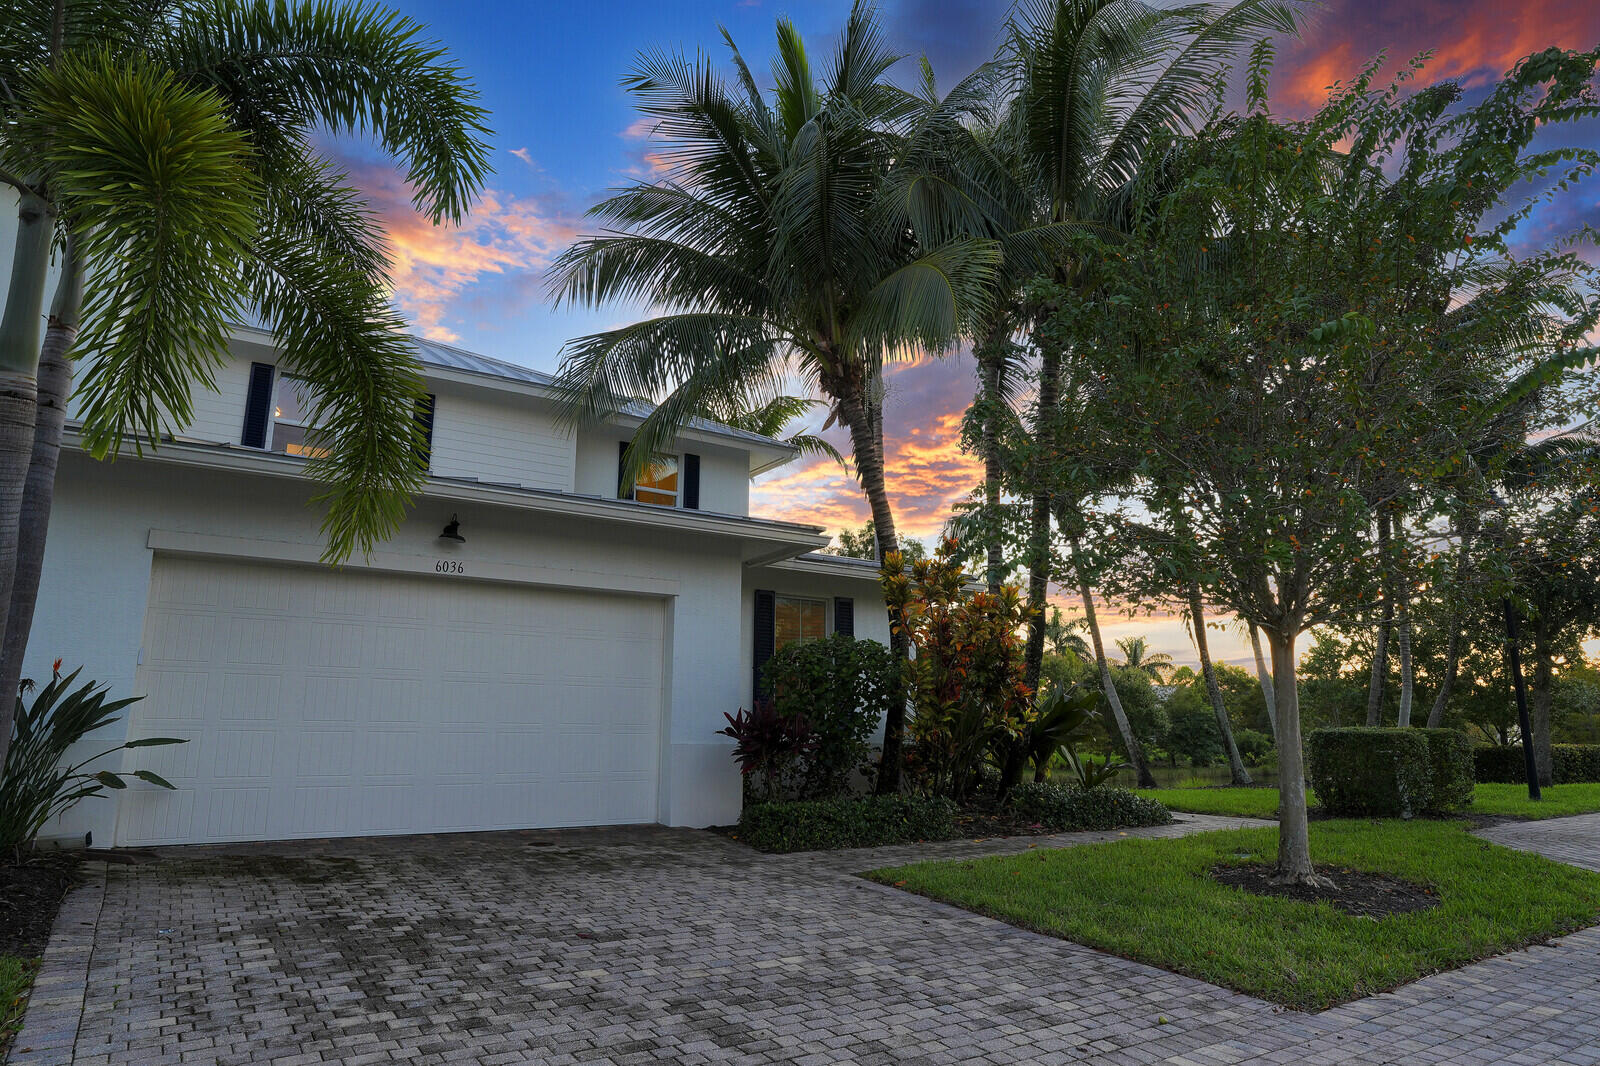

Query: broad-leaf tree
[1038,46,1600,884]
[0,0,492,766]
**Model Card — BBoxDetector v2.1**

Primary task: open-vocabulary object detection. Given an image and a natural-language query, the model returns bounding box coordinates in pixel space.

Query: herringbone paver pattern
[10,812,1600,1065]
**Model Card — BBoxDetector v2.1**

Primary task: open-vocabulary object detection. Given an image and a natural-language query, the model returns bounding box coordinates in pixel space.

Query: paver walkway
[10,812,1600,1066]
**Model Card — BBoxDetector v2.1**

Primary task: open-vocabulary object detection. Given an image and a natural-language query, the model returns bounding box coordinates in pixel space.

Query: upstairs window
[633,453,680,506]
[269,375,328,458]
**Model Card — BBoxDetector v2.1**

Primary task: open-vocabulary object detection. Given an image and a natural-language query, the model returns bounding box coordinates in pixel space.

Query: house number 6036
[434,559,465,575]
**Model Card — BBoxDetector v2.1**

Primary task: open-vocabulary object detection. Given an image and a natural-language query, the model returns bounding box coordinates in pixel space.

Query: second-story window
[633,453,680,506]
[269,374,328,458]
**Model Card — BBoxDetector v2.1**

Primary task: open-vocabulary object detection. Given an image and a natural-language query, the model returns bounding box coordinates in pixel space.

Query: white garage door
[117,555,665,846]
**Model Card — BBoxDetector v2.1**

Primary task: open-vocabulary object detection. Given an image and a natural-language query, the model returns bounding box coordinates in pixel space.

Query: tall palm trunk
[1265,625,1329,887]
[1248,622,1277,741]
[976,324,1009,594]
[1394,568,1414,727]
[1365,512,1394,726]
[1068,532,1155,787]
[0,243,81,730]
[1021,336,1063,693]
[0,188,52,767]
[1530,632,1555,787]
[835,376,907,793]
[1188,581,1249,784]
[1426,514,1476,728]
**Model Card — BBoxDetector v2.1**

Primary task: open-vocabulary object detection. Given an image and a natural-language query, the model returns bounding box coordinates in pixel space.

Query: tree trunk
[1021,337,1063,694]
[835,378,906,794]
[1248,623,1277,742]
[1266,626,1331,888]
[0,189,52,768]
[0,244,81,728]
[1394,525,1414,727]
[1530,633,1555,787]
[1070,534,1155,788]
[1188,582,1250,784]
[976,325,1009,594]
[1365,514,1394,726]
[1426,516,1476,728]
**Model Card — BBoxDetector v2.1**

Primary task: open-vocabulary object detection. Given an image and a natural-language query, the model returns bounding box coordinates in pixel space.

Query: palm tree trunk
[1069,533,1155,788]
[1021,337,1063,693]
[1188,582,1249,785]
[1365,513,1394,726]
[1531,632,1555,787]
[1266,625,1330,887]
[1248,622,1277,742]
[1395,578,1414,728]
[0,244,81,730]
[0,188,52,768]
[976,325,1009,594]
[835,377,906,794]
[1426,515,1476,728]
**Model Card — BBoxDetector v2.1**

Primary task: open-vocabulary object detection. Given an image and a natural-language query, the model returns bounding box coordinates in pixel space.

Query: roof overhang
[63,429,830,564]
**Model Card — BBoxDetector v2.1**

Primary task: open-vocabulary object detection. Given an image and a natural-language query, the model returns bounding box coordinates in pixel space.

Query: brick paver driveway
[13,812,1600,1065]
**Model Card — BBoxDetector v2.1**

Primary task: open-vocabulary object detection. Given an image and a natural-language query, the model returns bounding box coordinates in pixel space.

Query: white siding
[575,427,751,515]
[426,387,575,492]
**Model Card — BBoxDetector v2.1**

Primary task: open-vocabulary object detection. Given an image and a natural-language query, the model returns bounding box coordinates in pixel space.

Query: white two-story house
[29,324,889,847]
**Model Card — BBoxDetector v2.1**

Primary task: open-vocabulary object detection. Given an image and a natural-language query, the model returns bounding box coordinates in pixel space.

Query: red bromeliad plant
[881,537,1034,799]
[717,700,815,802]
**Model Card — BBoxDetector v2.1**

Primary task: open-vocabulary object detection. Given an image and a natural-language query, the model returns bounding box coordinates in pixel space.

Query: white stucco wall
[30,450,773,843]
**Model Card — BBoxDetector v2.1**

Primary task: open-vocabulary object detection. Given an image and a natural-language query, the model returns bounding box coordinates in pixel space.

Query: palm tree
[0,0,491,766]
[547,3,1000,790]
[1182,583,1251,785]
[692,391,843,465]
[1044,607,1090,659]
[975,0,1312,694]
[1114,635,1173,681]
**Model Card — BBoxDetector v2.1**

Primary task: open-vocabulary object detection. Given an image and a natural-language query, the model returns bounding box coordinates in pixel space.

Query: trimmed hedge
[737,795,958,853]
[1308,728,1433,818]
[1475,744,1600,784]
[1008,782,1172,831]
[1418,728,1475,811]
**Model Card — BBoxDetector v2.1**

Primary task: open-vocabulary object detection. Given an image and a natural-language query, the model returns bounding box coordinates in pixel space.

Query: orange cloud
[1278,0,1600,112]
[342,159,579,342]
[750,352,984,542]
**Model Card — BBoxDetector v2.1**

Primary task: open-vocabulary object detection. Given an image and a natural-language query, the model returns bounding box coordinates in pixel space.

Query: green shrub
[1008,782,1172,832]
[763,635,895,798]
[1417,728,1474,811]
[1307,728,1431,818]
[736,794,958,853]
[1474,744,1600,784]
[2,664,185,856]
[1233,728,1275,766]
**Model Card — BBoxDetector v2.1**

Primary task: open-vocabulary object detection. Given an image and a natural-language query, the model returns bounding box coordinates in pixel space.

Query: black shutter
[241,363,275,448]
[617,440,633,499]
[413,394,436,470]
[753,589,776,704]
[834,597,854,638]
[683,453,700,510]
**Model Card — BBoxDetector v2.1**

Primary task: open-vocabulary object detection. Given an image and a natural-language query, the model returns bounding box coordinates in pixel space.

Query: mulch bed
[951,804,1062,839]
[1,855,81,958]
[1211,861,1440,918]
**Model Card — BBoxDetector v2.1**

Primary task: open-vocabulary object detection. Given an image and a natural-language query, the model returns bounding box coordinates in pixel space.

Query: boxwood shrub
[1008,782,1172,832]
[1474,744,1600,784]
[1307,727,1432,818]
[736,795,958,853]
[1418,728,1475,811]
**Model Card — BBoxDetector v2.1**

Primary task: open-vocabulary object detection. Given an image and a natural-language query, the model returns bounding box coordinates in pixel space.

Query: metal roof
[409,336,795,453]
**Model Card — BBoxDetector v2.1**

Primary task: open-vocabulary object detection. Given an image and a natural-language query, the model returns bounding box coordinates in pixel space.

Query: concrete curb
[7,862,106,1066]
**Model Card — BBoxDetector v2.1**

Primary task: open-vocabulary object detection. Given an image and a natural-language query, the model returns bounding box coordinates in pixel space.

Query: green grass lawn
[1470,782,1600,819]
[0,956,39,1056]
[1134,786,1309,819]
[868,820,1600,1011]
[1136,782,1600,821]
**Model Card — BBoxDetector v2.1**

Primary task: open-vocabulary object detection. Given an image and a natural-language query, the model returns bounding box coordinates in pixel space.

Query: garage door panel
[123,556,666,846]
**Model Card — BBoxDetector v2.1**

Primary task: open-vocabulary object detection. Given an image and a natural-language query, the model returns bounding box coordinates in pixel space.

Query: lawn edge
[6,861,106,1065]
[863,823,1600,1013]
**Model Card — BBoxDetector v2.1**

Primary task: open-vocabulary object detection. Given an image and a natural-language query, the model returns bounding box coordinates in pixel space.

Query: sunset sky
[343,0,1600,668]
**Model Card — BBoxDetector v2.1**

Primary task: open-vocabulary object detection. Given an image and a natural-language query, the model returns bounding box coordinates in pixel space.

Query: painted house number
[434,559,466,575]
